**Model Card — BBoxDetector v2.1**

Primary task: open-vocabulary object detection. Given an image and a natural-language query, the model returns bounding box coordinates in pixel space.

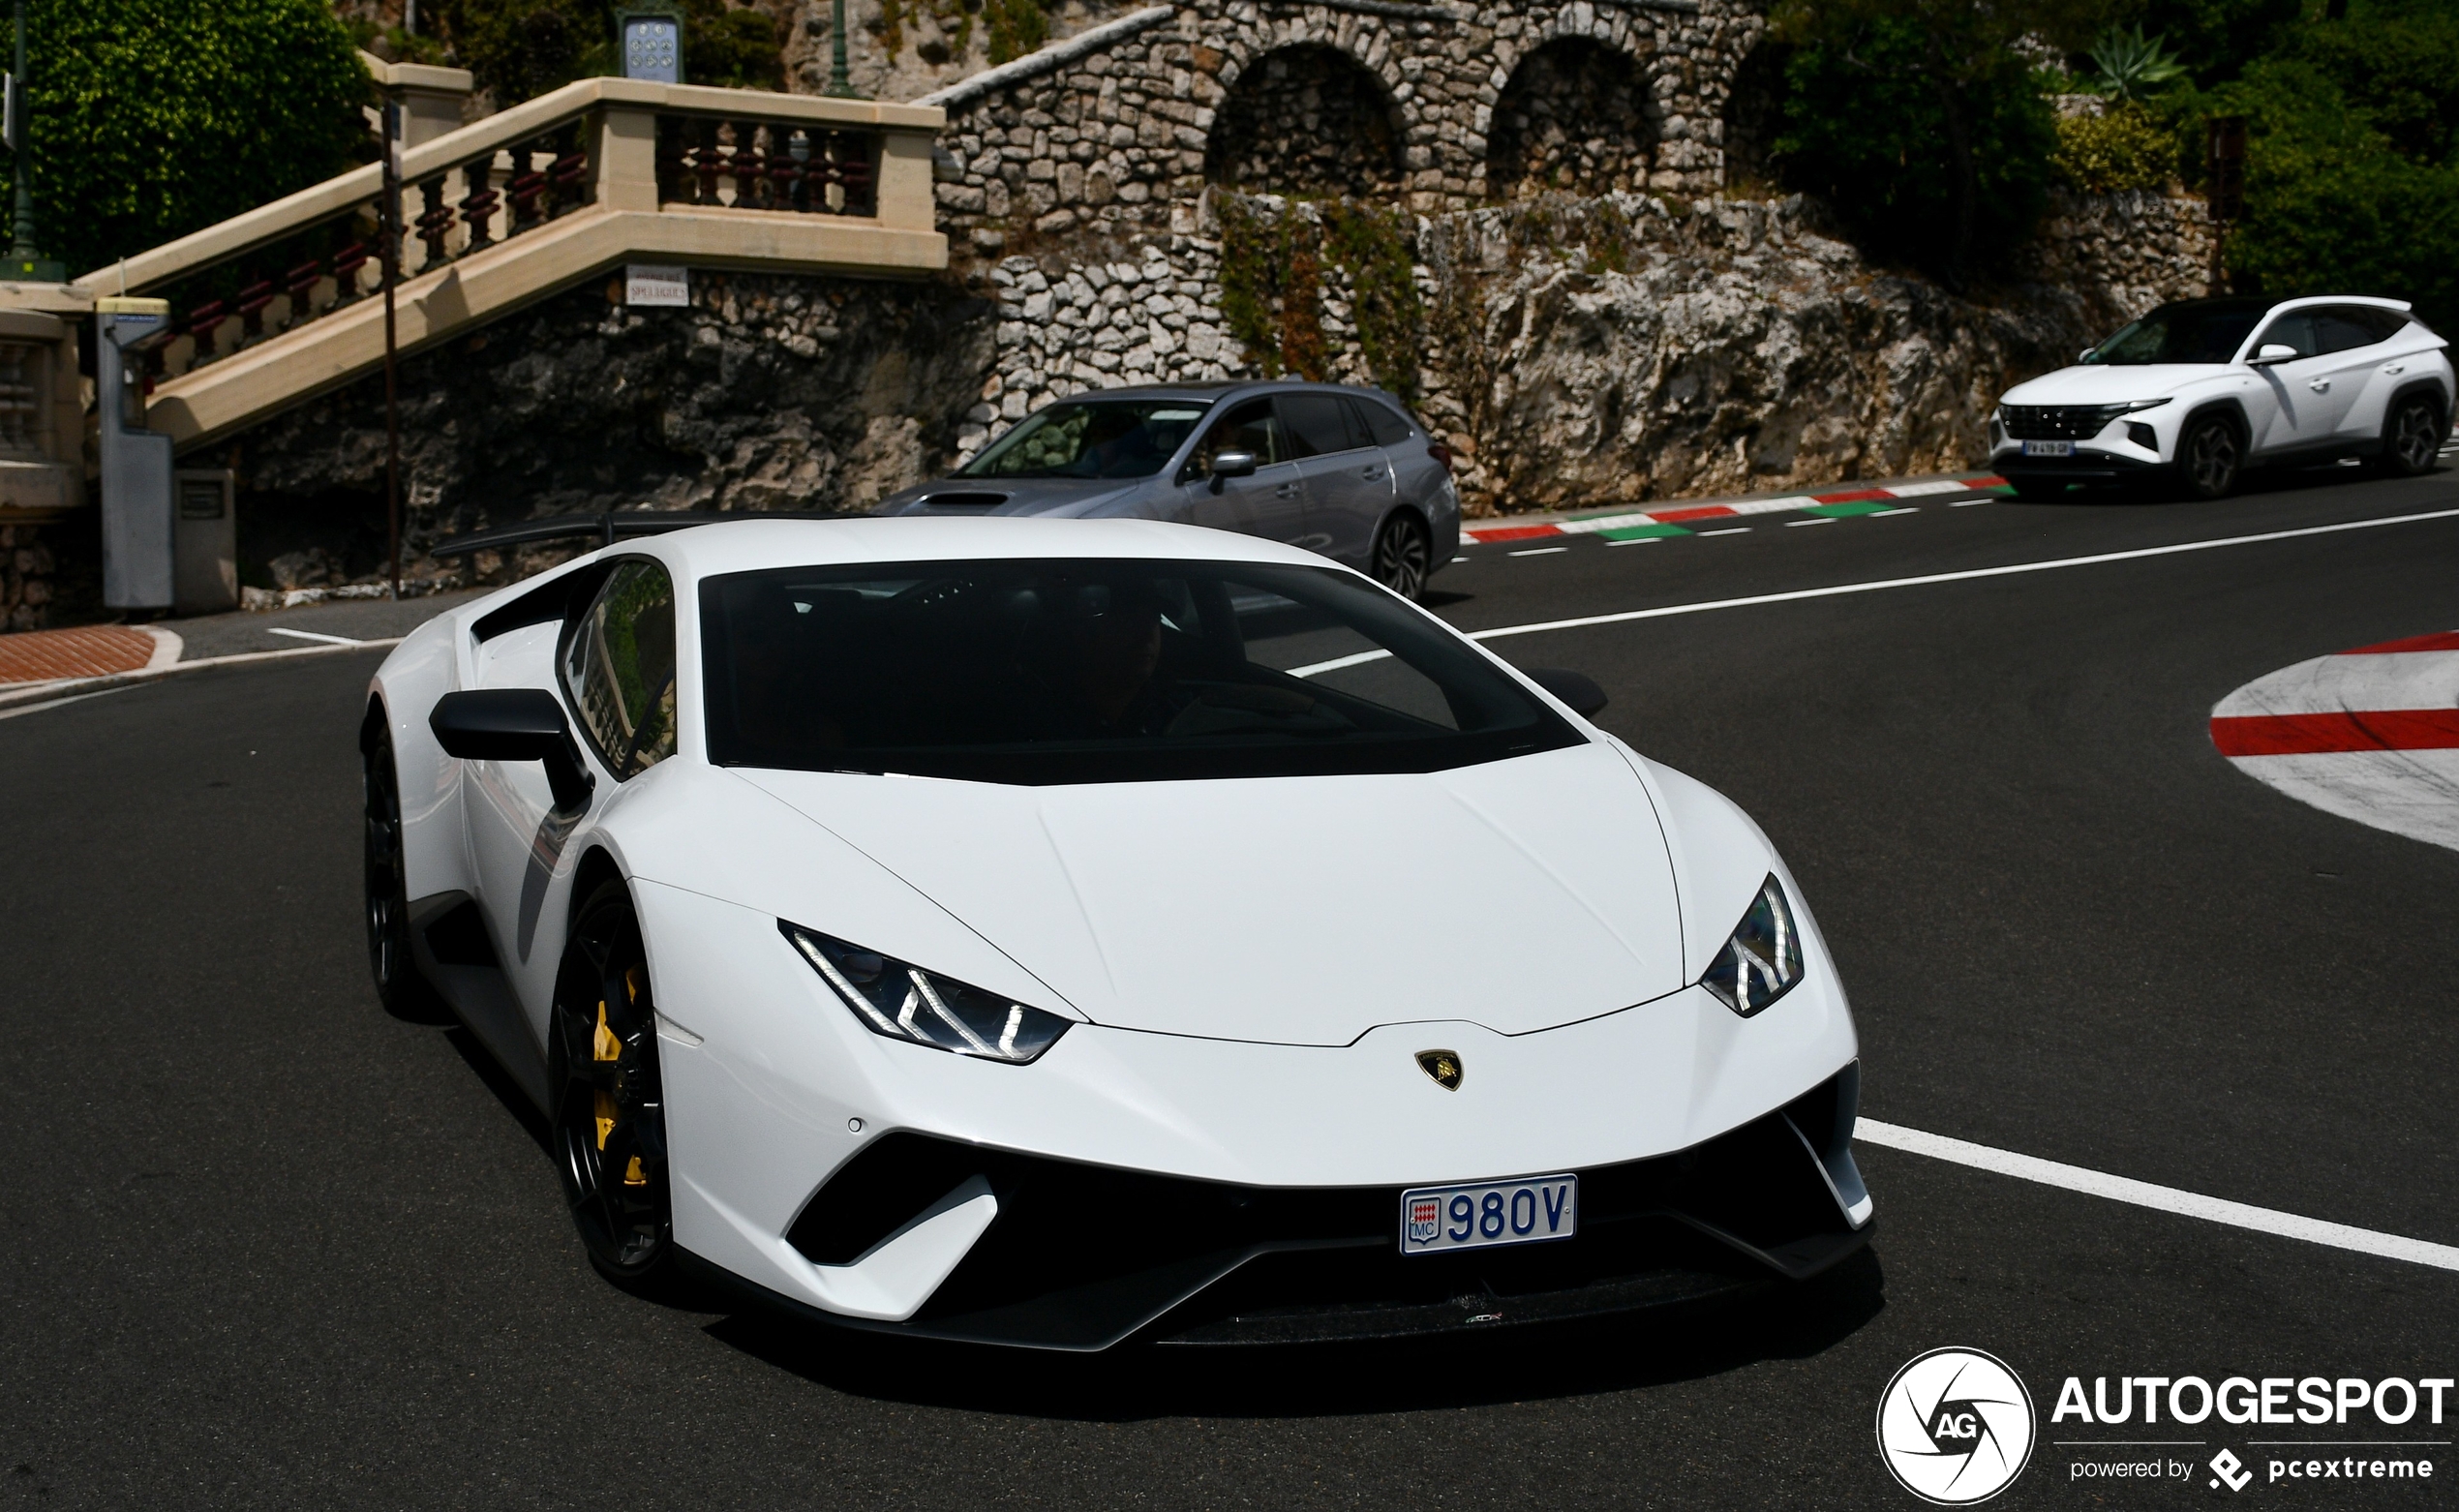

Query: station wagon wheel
[2381,395,2443,477]
[1373,512,1433,600]
[362,716,446,1022]
[2179,415,2241,500]
[552,877,674,1285]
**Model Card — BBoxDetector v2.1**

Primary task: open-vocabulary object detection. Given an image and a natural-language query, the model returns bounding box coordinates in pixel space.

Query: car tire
[363,715,450,1024]
[1372,511,1433,600]
[552,876,678,1290]
[2375,394,2443,477]
[2178,414,2243,500]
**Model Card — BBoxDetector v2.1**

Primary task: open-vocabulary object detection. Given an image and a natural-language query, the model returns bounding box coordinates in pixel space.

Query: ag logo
[1875,1347,2037,1504]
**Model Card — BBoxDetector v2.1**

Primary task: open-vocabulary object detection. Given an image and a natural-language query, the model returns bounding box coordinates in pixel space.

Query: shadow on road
[696,1248,1885,1420]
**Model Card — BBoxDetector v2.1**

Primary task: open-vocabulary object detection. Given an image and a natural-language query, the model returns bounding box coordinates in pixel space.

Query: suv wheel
[2179,414,2242,500]
[2377,394,2443,477]
[1372,512,1432,600]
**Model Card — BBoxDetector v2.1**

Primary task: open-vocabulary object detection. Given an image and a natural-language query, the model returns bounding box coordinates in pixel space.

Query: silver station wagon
[875,381,1463,598]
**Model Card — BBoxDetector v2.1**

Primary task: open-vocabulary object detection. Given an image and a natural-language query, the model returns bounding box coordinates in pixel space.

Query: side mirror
[1525,667,1608,717]
[430,688,594,811]
[1209,449,1259,481]
[2250,343,2299,366]
[2079,348,2094,362]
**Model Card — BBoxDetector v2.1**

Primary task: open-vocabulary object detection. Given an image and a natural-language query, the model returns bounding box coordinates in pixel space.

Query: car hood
[874,476,1150,518]
[2001,365,2224,406]
[735,741,1687,1046]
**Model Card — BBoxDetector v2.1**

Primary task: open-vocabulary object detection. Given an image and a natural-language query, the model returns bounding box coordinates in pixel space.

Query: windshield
[700,559,1581,784]
[2081,299,2270,366]
[956,400,1213,480]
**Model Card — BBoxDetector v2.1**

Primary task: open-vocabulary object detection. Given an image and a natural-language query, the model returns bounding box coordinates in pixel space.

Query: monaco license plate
[2021,439,2073,457]
[1400,1173,1577,1255]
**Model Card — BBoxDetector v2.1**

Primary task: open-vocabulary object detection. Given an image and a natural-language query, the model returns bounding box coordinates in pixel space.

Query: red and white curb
[2211,630,2459,854]
[1463,476,2012,546]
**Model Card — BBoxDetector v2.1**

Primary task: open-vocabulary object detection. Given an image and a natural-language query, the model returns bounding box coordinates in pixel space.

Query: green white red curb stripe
[1463,476,2013,545]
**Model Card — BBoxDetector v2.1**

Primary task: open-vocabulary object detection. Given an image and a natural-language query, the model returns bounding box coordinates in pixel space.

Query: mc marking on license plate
[2021,440,2073,457]
[1400,1174,1577,1255]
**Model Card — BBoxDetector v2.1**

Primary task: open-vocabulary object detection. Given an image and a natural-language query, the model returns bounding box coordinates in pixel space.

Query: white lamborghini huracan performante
[363,518,1871,1349]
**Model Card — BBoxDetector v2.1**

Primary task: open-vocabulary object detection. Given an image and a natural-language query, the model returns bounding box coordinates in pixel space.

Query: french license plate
[1400,1173,1577,1255]
[2021,439,2073,457]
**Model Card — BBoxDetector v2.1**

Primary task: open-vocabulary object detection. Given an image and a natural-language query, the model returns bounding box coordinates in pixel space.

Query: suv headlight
[1700,875,1805,1018]
[2096,398,2171,419]
[781,922,1072,1064]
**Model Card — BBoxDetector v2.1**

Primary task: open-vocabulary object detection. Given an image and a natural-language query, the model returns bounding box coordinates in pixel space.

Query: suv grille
[2000,405,2113,441]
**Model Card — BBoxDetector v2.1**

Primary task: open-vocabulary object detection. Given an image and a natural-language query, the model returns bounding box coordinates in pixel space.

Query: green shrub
[439,0,782,105]
[1771,16,2059,287]
[2051,105,2177,193]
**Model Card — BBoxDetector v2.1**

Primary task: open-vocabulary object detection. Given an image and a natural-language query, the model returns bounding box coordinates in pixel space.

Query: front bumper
[1991,446,2169,487]
[687,1065,1869,1349]
[639,879,1867,1349]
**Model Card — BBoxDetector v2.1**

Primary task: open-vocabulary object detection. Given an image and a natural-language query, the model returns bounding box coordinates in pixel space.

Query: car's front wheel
[552,877,676,1287]
[1372,511,1433,600]
[2178,414,2242,500]
[363,714,447,1023]
[2376,394,2444,477]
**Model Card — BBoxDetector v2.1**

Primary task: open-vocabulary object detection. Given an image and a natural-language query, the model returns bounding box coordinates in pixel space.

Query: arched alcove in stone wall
[1202,44,1406,197]
[1720,40,1791,192]
[1485,37,1656,199]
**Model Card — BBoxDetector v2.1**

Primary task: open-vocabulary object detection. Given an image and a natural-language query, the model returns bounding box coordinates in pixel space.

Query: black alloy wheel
[552,877,675,1285]
[2379,395,2443,477]
[2179,415,2242,500]
[363,718,446,1022]
[1372,511,1433,600]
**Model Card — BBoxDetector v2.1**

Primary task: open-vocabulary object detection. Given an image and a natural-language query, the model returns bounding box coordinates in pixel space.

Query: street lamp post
[5,0,64,282]
[826,0,858,98]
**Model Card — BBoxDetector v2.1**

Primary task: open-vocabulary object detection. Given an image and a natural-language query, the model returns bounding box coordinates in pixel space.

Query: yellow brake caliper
[592,1001,621,1151]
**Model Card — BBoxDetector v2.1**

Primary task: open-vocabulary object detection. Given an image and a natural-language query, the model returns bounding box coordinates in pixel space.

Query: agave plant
[2086,24,2188,102]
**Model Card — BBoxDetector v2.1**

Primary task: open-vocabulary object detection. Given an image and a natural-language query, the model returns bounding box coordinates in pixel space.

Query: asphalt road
[5,465,2458,1509]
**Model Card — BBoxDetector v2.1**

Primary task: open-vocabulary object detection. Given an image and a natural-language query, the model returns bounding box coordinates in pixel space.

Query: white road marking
[1883,479,1975,498]
[1508,546,1568,557]
[0,684,144,721]
[1870,506,1918,517]
[1603,536,1661,546]
[1450,556,1469,563]
[1697,527,1751,536]
[1785,517,1837,528]
[1950,499,1990,507]
[1857,1119,2459,1272]
[1462,505,2459,647]
[265,627,367,646]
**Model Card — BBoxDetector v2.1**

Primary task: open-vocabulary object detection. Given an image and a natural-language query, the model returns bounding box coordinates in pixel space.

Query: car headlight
[1699,875,1805,1018]
[2095,398,2171,419]
[781,922,1072,1064]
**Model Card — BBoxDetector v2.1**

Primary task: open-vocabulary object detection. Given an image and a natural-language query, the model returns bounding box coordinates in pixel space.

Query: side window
[2313,306,2388,353]
[562,559,679,779]
[2256,313,2320,359]
[1279,393,1361,458]
[1351,398,1414,446]
[1191,398,1283,472]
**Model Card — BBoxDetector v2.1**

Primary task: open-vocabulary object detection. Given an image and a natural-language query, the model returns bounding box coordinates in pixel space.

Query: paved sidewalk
[0,625,176,685]
[1462,472,2014,544]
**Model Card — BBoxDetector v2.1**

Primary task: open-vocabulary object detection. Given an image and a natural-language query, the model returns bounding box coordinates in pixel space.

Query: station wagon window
[699,558,1579,785]
[1350,396,1414,446]
[958,399,1212,480]
[563,559,679,779]
[1280,393,1368,457]
[1189,398,1287,473]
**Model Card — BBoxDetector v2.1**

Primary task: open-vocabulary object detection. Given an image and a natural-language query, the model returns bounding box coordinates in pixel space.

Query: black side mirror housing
[430,688,595,811]
[1524,667,1608,717]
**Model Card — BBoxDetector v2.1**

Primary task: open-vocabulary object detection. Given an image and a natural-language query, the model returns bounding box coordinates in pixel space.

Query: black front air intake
[782,1066,1869,1350]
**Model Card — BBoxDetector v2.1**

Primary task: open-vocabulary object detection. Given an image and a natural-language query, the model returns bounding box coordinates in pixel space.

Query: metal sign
[625,264,690,307]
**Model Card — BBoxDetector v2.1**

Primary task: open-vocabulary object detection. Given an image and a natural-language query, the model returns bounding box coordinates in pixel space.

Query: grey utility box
[96,296,177,610]
[173,469,237,615]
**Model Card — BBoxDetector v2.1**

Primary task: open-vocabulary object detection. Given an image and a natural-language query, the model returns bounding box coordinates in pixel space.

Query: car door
[466,559,679,1043]
[2318,306,2415,445]
[2246,311,2355,455]
[1176,396,1308,545]
[1278,391,1392,565]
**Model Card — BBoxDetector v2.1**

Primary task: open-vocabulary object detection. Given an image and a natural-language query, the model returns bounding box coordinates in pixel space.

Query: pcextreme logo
[1876,1347,2038,1504]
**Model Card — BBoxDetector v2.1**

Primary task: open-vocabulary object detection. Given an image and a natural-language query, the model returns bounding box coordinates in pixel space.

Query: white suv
[1990,295,2452,500]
